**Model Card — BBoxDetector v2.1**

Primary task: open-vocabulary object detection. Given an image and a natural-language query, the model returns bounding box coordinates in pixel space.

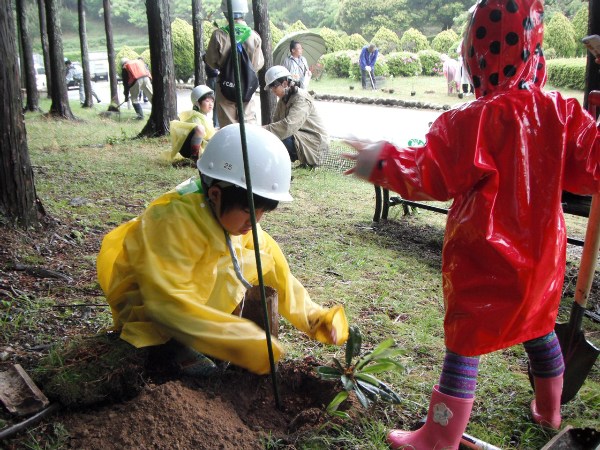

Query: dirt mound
[5,359,346,449]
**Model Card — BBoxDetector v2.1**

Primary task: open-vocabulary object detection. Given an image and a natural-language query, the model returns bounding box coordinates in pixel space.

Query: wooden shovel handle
[574,194,600,308]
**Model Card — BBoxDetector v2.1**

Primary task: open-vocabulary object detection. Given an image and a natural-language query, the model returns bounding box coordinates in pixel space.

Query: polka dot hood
[462,0,546,98]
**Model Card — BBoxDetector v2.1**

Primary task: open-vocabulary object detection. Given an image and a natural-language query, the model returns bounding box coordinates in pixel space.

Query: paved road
[72,81,441,144]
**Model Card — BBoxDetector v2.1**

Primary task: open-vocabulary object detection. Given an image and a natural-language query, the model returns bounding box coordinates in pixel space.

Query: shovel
[555,191,600,404]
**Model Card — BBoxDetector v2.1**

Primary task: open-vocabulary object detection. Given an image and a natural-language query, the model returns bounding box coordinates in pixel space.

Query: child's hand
[342,139,372,175]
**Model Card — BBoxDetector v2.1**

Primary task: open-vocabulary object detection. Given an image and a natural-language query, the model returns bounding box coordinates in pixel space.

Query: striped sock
[438,350,480,399]
[524,331,565,378]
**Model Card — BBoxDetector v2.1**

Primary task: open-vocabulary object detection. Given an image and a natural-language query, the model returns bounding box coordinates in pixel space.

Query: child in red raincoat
[346,1,600,448]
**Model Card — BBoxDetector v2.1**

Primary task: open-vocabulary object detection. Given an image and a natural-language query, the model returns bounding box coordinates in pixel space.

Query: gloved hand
[365,66,371,72]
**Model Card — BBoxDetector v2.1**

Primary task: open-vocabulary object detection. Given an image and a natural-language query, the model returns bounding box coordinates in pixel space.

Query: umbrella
[272,30,326,68]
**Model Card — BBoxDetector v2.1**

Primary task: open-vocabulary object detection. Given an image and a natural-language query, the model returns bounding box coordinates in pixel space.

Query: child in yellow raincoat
[98,124,348,375]
[164,85,217,164]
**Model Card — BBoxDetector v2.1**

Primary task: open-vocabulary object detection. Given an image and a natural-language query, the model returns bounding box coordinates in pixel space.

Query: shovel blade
[555,321,600,404]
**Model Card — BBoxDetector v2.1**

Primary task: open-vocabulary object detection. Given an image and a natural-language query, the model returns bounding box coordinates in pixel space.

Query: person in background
[120,57,153,120]
[203,54,220,128]
[97,124,349,376]
[345,1,600,448]
[263,66,328,168]
[359,43,378,90]
[164,85,216,164]
[65,58,100,106]
[137,57,150,103]
[283,40,311,89]
[205,0,264,127]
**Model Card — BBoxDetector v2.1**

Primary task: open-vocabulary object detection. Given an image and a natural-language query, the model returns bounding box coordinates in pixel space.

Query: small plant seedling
[316,325,404,418]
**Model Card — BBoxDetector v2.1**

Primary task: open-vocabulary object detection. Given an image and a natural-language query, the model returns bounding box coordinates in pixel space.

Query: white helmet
[191,85,214,104]
[221,0,248,17]
[198,124,293,202]
[264,65,291,90]
[120,57,129,67]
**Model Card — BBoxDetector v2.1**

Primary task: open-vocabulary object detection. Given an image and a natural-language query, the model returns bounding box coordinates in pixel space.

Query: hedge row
[319,50,587,91]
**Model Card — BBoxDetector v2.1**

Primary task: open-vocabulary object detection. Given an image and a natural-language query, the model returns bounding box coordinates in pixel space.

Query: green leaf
[354,385,372,408]
[355,372,382,386]
[330,410,351,419]
[326,390,349,413]
[369,338,395,358]
[341,374,355,391]
[360,361,399,374]
[345,325,362,367]
[333,357,345,373]
[316,366,342,380]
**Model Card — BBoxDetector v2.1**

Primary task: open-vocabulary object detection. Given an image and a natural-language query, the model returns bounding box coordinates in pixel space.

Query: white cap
[198,124,293,202]
[264,65,291,90]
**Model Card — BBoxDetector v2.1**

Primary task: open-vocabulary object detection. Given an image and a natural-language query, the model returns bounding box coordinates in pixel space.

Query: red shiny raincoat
[357,0,600,356]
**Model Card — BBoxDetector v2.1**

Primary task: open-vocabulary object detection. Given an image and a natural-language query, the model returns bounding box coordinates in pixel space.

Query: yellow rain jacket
[97,177,348,374]
[162,110,216,163]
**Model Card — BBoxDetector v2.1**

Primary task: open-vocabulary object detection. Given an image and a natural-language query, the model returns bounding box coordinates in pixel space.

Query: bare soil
[1,208,599,449]
[0,218,358,449]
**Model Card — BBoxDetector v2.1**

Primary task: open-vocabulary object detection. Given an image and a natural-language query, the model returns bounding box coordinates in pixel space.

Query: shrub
[171,18,194,82]
[572,6,589,57]
[203,21,217,52]
[418,49,443,76]
[320,27,345,53]
[387,51,422,77]
[545,12,577,57]
[400,28,429,53]
[344,33,368,51]
[546,58,586,90]
[140,49,151,72]
[372,26,400,54]
[348,54,390,80]
[286,20,308,33]
[321,50,356,78]
[270,20,285,47]
[431,29,459,54]
[116,46,139,70]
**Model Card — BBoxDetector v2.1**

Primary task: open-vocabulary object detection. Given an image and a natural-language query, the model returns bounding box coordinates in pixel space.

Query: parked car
[91,60,109,82]
[35,65,46,91]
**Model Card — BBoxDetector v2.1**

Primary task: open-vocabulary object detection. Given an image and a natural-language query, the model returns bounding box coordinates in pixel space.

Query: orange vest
[124,59,150,85]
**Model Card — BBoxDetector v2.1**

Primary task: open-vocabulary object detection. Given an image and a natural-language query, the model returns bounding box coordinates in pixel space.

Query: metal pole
[224,0,281,408]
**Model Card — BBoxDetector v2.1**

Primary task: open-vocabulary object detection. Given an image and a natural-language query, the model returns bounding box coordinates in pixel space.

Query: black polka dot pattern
[462,0,546,97]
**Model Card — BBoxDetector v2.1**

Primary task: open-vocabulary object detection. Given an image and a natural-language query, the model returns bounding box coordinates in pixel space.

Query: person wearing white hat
[263,65,328,168]
[98,124,349,376]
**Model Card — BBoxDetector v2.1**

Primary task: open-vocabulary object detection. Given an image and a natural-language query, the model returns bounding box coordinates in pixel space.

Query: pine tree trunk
[45,0,75,119]
[17,0,40,112]
[103,0,119,111]
[192,0,206,86]
[0,1,44,228]
[38,0,53,98]
[252,0,275,125]
[140,0,177,138]
[79,0,94,108]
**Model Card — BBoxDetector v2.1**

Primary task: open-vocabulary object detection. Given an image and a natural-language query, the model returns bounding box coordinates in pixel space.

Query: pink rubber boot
[387,385,474,450]
[531,375,562,429]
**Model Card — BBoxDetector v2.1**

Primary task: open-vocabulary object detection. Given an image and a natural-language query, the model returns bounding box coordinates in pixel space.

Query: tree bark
[45,0,75,119]
[79,0,94,108]
[584,0,600,109]
[17,0,40,112]
[103,0,119,111]
[0,1,44,228]
[192,0,206,86]
[140,0,177,137]
[252,0,275,124]
[38,0,52,98]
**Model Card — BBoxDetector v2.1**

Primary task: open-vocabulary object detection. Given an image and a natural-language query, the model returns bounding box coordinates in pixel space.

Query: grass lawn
[7,84,600,449]
[310,74,586,110]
